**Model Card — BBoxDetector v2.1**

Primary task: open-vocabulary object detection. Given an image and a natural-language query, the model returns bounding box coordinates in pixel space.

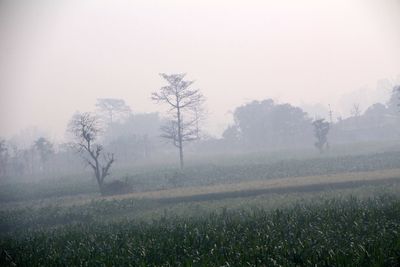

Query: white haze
[0,0,400,141]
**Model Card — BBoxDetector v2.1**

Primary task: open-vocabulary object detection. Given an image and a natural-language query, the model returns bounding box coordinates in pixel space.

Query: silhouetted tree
[102,112,163,162]
[222,125,241,142]
[96,98,132,124]
[34,137,54,171]
[152,73,205,169]
[67,112,114,194]
[227,99,313,149]
[350,103,361,117]
[387,85,400,115]
[312,119,330,153]
[0,139,8,177]
[363,103,387,123]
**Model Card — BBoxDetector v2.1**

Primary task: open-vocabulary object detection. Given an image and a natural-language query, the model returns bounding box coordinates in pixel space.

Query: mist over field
[1,1,400,266]
[1,0,400,140]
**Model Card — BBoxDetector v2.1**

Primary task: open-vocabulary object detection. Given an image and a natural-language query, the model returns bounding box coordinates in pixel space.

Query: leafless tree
[67,112,114,194]
[351,103,361,118]
[96,98,132,124]
[152,73,205,168]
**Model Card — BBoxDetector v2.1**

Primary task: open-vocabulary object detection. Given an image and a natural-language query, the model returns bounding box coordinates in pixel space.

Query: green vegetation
[1,194,400,266]
[1,151,400,202]
[1,149,399,266]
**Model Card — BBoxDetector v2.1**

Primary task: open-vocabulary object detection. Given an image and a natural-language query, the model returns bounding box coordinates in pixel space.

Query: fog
[2,2,400,265]
[1,0,400,140]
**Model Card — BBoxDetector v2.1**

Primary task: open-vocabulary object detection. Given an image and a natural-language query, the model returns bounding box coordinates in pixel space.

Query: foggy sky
[1,0,400,141]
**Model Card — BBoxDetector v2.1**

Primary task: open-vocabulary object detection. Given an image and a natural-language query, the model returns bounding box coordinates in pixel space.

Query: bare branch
[96,98,132,124]
[151,73,206,168]
[67,112,115,194]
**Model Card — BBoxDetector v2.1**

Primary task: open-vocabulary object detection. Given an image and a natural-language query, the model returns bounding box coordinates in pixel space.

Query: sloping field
[8,173,399,236]
[2,168,399,211]
[104,168,400,203]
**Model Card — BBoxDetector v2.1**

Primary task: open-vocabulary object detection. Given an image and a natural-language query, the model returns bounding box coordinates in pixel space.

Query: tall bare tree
[350,103,361,118]
[96,98,132,124]
[152,73,205,168]
[67,112,114,194]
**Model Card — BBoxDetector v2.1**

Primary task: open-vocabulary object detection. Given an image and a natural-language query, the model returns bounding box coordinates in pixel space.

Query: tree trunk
[177,105,184,169]
[97,174,106,195]
[93,159,105,194]
[178,142,184,169]
[98,179,104,194]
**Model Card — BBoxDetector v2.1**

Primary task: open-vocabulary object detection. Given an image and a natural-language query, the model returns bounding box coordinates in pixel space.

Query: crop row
[1,195,400,266]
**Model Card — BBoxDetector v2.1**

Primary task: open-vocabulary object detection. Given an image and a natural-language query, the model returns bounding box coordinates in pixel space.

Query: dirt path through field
[2,168,399,210]
[109,168,400,202]
[155,176,400,203]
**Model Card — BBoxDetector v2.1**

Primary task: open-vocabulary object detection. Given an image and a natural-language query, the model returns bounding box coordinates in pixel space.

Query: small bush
[101,180,132,196]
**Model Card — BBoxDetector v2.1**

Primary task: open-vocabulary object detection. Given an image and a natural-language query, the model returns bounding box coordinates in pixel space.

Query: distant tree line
[0,76,399,195]
[217,86,400,152]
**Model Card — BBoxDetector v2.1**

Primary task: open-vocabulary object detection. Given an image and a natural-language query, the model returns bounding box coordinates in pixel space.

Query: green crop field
[1,194,400,266]
[1,151,400,266]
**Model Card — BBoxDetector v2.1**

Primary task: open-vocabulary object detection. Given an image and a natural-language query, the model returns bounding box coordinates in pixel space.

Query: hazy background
[1,0,400,140]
